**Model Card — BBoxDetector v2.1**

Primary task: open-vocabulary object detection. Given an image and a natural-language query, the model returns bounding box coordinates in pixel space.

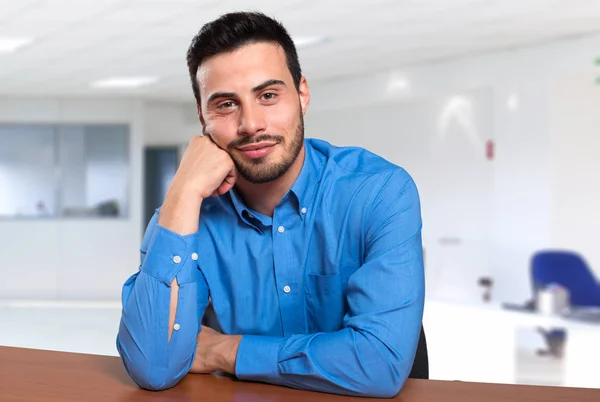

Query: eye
[217,101,236,110]
[261,92,277,101]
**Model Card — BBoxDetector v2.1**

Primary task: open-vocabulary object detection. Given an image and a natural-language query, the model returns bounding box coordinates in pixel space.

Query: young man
[117,11,424,398]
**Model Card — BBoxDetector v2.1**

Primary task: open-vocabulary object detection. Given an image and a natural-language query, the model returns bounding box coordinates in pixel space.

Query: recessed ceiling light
[388,78,410,92]
[90,76,159,89]
[293,36,327,48]
[387,73,411,94]
[507,93,519,111]
[0,37,34,54]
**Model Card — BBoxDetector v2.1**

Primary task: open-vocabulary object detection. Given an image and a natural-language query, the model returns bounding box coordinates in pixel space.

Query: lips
[238,142,277,159]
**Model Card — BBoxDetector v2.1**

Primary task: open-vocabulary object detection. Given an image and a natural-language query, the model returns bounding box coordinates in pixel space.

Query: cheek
[268,103,299,132]
[204,118,237,147]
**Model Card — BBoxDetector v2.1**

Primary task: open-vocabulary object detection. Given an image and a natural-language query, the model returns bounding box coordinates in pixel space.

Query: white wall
[0,98,144,300]
[144,101,199,147]
[549,74,600,275]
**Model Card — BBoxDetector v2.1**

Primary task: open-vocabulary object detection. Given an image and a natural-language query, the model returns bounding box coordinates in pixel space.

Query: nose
[238,101,266,137]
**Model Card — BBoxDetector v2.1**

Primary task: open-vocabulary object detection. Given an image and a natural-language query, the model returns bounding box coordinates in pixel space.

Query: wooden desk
[1,346,599,402]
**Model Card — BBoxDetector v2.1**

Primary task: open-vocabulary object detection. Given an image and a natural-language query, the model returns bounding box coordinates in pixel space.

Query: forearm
[117,270,200,390]
[235,320,421,398]
[158,183,203,236]
[159,190,203,342]
[117,213,207,391]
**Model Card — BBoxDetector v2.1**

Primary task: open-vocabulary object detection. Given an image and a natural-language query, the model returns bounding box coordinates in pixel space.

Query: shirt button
[173,255,182,264]
[191,253,198,261]
[301,207,307,214]
[278,226,285,233]
[283,285,291,293]
[173,323,180,331]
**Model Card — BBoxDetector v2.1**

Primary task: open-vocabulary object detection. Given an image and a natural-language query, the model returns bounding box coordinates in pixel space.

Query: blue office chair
[532,250,600,307]
[531,250,600,357]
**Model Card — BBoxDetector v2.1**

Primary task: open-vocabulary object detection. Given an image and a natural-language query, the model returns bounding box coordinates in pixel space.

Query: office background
[1,0,600,390]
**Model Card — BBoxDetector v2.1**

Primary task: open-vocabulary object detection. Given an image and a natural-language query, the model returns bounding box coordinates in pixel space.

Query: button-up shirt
[117,138,425,397]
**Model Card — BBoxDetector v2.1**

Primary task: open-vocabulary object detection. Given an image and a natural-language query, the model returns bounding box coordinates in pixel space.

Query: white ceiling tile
[1,0,600,99]
[0,0,42,22]
[102,3,192,23]
[12,0,124,23]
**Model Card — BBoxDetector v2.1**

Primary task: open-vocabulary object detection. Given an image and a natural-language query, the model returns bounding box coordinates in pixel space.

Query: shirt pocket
[304,272,346,333]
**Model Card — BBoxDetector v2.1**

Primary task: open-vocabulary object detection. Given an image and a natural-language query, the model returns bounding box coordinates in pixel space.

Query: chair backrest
[408,326,429,379]
[532,250,600,307]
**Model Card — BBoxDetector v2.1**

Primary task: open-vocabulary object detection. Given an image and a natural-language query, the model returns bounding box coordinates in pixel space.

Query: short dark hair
[186,11,302,106]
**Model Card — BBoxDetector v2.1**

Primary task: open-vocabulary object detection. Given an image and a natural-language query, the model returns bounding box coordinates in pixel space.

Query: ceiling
[1,0,600,101]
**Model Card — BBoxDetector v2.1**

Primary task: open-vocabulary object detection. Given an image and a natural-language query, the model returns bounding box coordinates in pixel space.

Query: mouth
[237,142,277,159]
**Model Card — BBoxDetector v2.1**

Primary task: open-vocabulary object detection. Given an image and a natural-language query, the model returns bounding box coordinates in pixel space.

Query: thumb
[215,167,237,196]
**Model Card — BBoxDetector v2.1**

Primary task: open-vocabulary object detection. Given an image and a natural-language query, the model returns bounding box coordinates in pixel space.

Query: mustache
[228,134,284,149]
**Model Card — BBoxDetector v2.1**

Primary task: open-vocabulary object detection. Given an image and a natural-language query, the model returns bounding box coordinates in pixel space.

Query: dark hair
[186,11,302,106]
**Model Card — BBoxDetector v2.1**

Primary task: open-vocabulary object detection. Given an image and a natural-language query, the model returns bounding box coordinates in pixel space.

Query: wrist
[215,334,242,374]
[158,185,203,236]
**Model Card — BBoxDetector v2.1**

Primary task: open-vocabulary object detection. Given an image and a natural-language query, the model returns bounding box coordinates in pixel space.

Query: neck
[235,146,305,217]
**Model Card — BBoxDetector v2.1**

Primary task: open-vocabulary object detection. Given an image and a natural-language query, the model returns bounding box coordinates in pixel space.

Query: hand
[189,326,242,375]
[158,136,236,235]
[174,135,237,200]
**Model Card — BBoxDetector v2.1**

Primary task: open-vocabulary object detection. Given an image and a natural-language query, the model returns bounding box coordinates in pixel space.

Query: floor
[0,302,565,386]
[0,301,121,357]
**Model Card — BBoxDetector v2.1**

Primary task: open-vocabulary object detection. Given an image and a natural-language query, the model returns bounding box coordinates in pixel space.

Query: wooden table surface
[1,346,599,402]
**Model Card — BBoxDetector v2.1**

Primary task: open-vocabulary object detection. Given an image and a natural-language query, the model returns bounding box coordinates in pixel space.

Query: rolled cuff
[235,335,282,382]
[140,225,199,285]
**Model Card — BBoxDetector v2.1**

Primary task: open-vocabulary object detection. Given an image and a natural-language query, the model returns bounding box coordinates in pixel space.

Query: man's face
[197,42,310,184]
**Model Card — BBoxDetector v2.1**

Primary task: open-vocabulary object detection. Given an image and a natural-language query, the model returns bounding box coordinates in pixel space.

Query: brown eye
[216,101,236,110]
[261,92,277,101]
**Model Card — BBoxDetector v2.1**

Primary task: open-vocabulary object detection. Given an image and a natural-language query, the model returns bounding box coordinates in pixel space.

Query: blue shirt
[116,138,425,397]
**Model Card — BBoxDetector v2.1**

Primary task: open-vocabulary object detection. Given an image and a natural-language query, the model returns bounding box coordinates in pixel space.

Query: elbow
[116,339,185,392]
[357,377,404,399]
[353,360,408,398]
[128,366,177,392]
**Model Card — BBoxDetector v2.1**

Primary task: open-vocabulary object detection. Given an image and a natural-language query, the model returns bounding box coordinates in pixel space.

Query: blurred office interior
[1,0,600,390]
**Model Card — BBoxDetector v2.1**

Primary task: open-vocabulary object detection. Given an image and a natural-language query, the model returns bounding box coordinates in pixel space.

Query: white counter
[423,299,600,388]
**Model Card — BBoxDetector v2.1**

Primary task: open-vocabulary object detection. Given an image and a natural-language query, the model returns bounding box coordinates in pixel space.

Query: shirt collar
[229,188,270,230]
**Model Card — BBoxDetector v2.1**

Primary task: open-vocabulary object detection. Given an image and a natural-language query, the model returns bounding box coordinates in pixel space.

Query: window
[0,124,130,219]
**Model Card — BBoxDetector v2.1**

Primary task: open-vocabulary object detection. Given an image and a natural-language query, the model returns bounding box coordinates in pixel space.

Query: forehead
[197,42,290,96]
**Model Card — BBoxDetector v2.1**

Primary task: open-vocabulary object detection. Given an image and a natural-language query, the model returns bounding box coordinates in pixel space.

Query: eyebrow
[206,79,286,105]
[252,79,286,93]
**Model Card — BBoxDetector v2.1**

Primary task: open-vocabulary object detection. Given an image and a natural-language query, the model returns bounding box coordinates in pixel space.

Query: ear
[298,76,310,116]
[196,103,206,127]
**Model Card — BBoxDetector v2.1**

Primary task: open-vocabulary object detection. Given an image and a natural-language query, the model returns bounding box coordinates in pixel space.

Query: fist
[174,136,237,200]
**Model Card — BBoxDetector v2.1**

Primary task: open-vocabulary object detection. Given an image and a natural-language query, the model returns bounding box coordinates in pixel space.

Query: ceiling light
[388,78,410,92]
[387,73,411,94]
[91,76,159,89]
[507,93,519,111]
[292,36,326,48]
[0,37,34,54]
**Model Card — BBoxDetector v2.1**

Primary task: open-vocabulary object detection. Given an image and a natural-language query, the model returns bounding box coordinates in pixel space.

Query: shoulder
[307,138,417,193]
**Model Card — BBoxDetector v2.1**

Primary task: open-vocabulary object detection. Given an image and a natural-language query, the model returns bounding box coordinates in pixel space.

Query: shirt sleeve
[235,169,425,398]
[116,210,210,391]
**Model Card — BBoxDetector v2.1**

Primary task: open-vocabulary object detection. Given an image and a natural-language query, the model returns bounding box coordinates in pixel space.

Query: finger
[215,182,233,196]
[217,169,237,195]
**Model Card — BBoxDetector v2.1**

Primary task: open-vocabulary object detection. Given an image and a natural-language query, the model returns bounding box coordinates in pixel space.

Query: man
[117,11,424,398]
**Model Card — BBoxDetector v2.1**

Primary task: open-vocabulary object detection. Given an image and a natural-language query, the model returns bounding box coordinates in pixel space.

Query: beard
[227,112,304,184]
